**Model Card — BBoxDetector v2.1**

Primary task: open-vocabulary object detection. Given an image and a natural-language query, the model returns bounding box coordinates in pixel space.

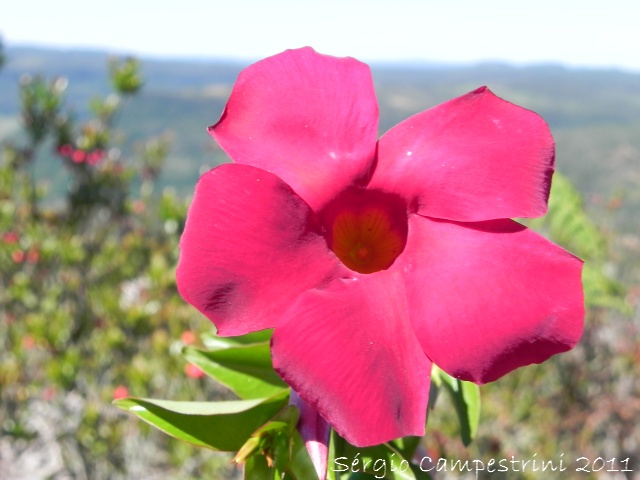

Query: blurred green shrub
[0,54,237,479]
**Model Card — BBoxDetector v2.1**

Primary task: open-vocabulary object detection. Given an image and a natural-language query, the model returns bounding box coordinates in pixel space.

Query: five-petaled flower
[177,48,584,448]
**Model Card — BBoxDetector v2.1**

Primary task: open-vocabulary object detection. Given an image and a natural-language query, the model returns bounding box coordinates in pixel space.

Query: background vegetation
[0,44,638,479]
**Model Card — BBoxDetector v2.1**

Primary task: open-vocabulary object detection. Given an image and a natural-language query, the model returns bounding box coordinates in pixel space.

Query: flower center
[321,188,408,274]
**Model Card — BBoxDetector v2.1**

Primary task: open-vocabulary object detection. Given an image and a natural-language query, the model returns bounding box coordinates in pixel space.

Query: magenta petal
[369,87,555,222]
[402,215,584,384]
[271,270,432,447]
[209,47,379,211]
[176,164,343,336]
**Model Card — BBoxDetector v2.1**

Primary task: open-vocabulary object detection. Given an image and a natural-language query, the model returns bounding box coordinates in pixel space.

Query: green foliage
[0,57,235,479]
[182,343,288,400]
[109,57,144,95]
[530,173,607,262]
[526,172,630,312]
[115,392,290,451]
[19,75,67,145]
[122,327,443,479]
[430,367,480,447]
[236,406,320,479]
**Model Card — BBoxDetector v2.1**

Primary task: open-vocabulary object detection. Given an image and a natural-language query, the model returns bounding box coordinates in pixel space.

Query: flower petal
[402,215,584,384]
[369,87,555,221]
[209,47,379,211]
[176,163,343,336]
[271,270,432,447]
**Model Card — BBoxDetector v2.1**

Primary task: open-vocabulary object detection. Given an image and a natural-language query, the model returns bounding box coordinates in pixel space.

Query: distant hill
[2,46,639,252]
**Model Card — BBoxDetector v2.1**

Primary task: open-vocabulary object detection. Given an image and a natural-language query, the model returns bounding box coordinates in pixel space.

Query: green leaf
[114,390,289,451]
[183,344,288,399]
[252,404,299,437]
[238,405,318,480]
[271,428,291,477]
[201,329,274,349]
[244,453,274,480]
[287,430,320,480]
[327,426,340,480]
[582,262,632,313]
[390,436,421,463]
[432,366,480,446]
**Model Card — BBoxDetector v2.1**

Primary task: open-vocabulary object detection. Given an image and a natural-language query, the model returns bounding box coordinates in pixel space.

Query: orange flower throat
[321,189,408,274]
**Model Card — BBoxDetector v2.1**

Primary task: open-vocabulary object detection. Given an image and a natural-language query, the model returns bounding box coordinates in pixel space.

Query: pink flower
[113,385,129,400]
[86,149,105,165]
[176,48,584,448]
[26,248,40,264]
[57,144,74,157]
[2,232,20,244]
[71,149,87,163]
[180,330,197,345]
[57,144,104,165]
[22,335,37,350]
[42,386,57,402]
[185,363,205,379]
[11,250,25,264]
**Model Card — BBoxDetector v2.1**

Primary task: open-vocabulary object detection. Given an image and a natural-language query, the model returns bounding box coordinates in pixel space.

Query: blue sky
[3,0,639,71]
